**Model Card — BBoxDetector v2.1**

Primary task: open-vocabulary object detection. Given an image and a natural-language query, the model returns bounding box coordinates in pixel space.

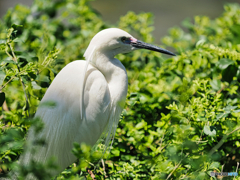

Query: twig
[0,75,17,91]
[197,122,207,145]
[234,162,239,180]
[159,133,165,149]
[227,127,240,136]
[10,44,29,116]
[220,164,224,180]
[209,135,227,157]
[19,75,29,116]
[101,159,107,177]
[216,86,226,94]
[85,160,95,167]
[166,153,189,180]
[181,168,190,179]
[1,101,10,124]
[209,127,240,156]
[87,169,96,180]
[221,164,224,173]
[8,43,18,63]
[195,140,208,143]
[0,68,29,91]
[2,101,9,112]
[5,43,29,117]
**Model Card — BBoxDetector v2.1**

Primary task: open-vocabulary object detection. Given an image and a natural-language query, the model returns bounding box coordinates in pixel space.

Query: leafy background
[0,0,240,179]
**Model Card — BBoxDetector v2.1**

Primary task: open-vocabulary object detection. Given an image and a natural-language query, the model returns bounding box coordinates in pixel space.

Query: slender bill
[131,40,176,56]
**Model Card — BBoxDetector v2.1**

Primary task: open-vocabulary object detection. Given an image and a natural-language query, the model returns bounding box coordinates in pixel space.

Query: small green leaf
[209,161,220,169]
[135,121,147,130]
[216,112,229,120]
[11,24,23,29]
[0,70,6,85]
[111,149,120,156]
[0,40,6,45]
[31,81,42,90]
[218,58,234,70]
[2,60,17,64]
[203,125,216,137]
[39,101,57,108]
[36,69,51,88]
[223,105,238,111]
[210,79,221,91]
[233,109,240,113]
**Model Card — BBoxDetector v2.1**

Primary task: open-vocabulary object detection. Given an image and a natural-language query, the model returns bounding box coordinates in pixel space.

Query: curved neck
[91,52,128,104]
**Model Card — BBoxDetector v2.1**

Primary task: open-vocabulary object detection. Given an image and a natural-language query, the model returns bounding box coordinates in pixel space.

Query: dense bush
[0,0,240,179]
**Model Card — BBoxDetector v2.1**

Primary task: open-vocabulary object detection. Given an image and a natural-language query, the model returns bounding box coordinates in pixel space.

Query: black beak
[131,40,176,56]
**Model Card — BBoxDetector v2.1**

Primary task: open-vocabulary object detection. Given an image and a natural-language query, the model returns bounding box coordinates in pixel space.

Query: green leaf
[182,17,194,29]
[210,79,221,91]
[31,81,42,90]
[135,121,147,130]
[11,24,23,29]
[36,69,51,88]
[203,125,216,137]
[209,161,220,169]
[233,109,240,113]
[0,70,6,85]
[111,149,120,156]
[223,105,238,111]
[39,101,57,108]
[216,112,229,120]
[218,58,234,70]
[2,60,17,64]
[0,40,6,45]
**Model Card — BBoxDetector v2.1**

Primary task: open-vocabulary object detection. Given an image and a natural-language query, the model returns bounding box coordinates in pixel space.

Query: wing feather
[21,60,111,176]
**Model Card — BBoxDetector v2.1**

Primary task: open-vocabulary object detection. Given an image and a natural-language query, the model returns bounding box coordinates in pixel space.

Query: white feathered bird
[19,28,175,178]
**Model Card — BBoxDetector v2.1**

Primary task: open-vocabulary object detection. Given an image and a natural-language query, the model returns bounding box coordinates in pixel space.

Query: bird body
[16,28,175,179]
[21,59,127,175]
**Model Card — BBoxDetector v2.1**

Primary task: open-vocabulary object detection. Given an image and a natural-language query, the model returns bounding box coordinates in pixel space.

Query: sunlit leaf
[203,125,216,137]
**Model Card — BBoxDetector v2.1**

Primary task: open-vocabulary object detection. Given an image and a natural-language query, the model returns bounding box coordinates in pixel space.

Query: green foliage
[0,0,240,179]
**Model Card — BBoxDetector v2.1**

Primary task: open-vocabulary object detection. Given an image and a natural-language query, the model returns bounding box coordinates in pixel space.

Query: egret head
[84,28,175,60]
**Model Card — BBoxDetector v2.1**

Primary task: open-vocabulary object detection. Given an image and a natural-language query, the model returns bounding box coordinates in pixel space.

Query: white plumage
[18,28,175,179]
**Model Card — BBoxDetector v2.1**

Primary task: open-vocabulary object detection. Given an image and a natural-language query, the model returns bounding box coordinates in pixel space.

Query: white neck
[92,52,128,104]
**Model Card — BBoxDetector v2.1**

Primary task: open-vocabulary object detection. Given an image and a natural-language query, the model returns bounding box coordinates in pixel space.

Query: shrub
[0,0,240,179]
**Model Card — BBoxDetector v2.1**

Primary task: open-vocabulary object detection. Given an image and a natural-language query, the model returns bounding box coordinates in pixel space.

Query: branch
[208,127,240,156]
[0,75,17,91]
[87,169,96,180]
[234,162,239,180]
[166,153,189,180]
[101,159,107,178]
[197,122,207,144]
[8,43,18,63]
[6,42,29,117]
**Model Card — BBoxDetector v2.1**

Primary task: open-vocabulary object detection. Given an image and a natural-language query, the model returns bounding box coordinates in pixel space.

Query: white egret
[19,28,175,178]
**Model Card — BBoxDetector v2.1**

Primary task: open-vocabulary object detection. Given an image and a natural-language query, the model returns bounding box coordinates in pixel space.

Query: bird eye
[121,37,127,43]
